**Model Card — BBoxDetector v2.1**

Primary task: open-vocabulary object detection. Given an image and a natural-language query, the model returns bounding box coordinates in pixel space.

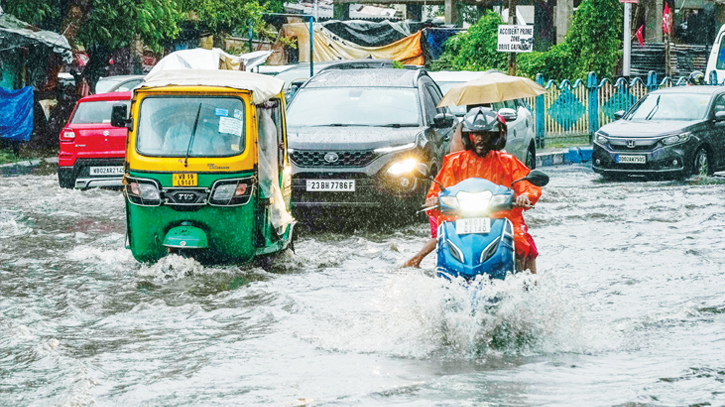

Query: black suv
[285,68,456,211]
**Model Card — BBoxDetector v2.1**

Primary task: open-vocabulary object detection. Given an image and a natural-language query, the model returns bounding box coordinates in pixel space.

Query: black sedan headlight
[594,131,609,145]
[660,132,691,146]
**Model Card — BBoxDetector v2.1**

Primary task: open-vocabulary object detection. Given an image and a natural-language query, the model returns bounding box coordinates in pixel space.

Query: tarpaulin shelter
[0,86,33,142]
[0,11,72,89]
[268,19,460,66]
[270,22,425,65]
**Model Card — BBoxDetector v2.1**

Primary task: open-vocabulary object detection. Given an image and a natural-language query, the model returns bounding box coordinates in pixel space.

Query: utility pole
[623,1,631,77]
[508,0,517,75]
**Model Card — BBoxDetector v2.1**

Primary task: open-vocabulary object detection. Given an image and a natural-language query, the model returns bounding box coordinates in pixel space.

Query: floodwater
[1,165,724,406]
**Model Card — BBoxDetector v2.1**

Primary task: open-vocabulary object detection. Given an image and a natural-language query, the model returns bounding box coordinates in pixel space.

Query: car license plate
[616,155,646,164]
[306,180,355,192]
[173,173,198,187]
[456,218,491,235]
[90,166,123,176]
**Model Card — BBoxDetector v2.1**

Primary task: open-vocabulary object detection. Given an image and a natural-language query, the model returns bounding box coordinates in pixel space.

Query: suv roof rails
[316,59,394,74]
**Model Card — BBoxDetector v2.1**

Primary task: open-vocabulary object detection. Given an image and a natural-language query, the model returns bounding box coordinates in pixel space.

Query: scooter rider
[404,107,542,273]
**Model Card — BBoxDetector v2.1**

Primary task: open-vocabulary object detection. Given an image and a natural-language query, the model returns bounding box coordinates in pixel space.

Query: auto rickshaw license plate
[456,218,491,235]
[173,173,198,187]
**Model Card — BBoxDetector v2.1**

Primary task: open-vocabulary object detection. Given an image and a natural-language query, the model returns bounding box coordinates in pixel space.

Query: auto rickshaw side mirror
[433,112,455,128]
[111,104,131,129]
[613,110,626,120]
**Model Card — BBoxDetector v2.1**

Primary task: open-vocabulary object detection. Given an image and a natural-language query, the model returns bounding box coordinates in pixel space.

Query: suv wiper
[645,95,660,120]
[378,123,419,128]
[184,103,203,167]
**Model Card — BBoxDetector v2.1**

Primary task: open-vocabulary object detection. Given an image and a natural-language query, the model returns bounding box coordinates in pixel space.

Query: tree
[430,11,507,72]
[3,0,184,90]
[179,0,265,44]
[564,0,622,78]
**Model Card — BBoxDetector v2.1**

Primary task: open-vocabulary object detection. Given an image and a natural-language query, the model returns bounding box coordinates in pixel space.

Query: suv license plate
[456,218,491,235]
[306,180,355,192]
[173,173,198,187]
[90,166,124,176]
[616,155,646,164]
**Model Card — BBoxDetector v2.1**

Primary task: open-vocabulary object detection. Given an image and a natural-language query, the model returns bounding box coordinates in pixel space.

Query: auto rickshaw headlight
[126,180,162,206]
[209,179,254,206]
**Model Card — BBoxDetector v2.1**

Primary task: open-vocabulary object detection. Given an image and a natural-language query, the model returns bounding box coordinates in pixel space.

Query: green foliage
[1,0,58,26]
[434,11,507,72]
[432,0,623,80]
[517,42,574,79]
[565,0,622,78]
[392,60,404,69]
[180,0,266,36]
[278,36,297,50]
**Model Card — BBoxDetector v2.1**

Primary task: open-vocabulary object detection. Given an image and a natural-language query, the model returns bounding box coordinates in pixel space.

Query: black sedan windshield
[628,93,710,120]
[286,87,421,127]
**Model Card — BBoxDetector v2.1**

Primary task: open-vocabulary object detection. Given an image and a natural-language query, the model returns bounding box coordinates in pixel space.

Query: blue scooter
[417,165,549,281]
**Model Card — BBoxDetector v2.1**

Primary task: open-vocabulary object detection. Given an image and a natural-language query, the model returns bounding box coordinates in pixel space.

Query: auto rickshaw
[111,69,295,265]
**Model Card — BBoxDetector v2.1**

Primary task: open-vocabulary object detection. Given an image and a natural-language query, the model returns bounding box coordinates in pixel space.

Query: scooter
[416,165,549,281]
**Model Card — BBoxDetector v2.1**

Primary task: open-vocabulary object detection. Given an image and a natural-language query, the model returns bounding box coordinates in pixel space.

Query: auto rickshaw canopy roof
[140,70,285,105]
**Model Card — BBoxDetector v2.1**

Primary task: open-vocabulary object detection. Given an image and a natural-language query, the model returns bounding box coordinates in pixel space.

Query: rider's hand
[424,196,438,207]
[514,194,533,209]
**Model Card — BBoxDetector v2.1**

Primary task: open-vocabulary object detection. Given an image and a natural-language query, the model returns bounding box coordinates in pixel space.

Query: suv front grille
[291,150,374,168]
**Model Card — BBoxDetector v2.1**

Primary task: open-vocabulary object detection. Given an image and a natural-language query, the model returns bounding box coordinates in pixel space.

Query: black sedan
[592,86,725,179]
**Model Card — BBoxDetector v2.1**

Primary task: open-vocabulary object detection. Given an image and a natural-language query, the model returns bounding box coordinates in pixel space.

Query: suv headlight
[594,131,609,144]
[387,158,419,176]
[125,179,162,206]
[660,132,691,146]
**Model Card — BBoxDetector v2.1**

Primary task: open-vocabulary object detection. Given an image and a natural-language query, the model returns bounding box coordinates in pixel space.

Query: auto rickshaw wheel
[255,255,274,272]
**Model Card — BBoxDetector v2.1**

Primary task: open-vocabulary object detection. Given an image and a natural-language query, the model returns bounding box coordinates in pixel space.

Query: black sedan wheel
[692,147,712,176]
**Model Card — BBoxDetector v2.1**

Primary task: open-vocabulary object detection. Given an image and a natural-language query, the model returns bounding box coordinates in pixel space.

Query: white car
[428,70,537,169]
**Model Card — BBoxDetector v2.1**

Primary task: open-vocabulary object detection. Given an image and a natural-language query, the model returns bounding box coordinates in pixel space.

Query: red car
[57,92,132,189]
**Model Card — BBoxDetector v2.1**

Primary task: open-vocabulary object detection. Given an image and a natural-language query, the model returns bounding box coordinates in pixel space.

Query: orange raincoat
[427,150,542,258]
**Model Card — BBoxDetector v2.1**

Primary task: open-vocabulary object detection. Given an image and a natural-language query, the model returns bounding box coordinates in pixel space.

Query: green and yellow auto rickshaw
[111,69,295,265]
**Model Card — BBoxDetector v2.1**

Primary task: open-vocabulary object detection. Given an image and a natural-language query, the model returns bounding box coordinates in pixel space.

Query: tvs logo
[626,140,636,148]
[324,152,339,163]
[170,191,199,203]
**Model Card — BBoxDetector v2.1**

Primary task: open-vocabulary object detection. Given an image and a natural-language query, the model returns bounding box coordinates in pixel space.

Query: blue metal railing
[532,70,700,147]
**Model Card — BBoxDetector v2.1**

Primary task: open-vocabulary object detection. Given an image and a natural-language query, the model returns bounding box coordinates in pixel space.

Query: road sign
[497,25,534,53]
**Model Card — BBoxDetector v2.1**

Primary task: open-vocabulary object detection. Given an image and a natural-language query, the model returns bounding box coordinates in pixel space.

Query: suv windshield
[286,87,421,127]
[136,97,246,157]
[71,100,130,124]
[628,93,710,120]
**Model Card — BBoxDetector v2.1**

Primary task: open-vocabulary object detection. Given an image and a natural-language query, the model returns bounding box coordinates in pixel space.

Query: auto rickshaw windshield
[136,96,246,157]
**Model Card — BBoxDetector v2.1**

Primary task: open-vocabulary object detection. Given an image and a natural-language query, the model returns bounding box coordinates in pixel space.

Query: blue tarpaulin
[425,29,459,60]
[0,86,33,142]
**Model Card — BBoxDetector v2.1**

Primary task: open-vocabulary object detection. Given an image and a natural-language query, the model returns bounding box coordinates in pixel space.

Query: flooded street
[1,165,724,406]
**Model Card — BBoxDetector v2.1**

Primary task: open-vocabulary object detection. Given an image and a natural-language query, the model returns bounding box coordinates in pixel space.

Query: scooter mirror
[525,169,549,187]
[415,163,431,179]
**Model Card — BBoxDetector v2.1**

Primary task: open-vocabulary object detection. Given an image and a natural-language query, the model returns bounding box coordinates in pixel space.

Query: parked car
[95,75,145,94]
[57,92,132,189]
[429,70,537,169]
[285,68,456,211]
[592,86,725,179]
[264,60,394,101]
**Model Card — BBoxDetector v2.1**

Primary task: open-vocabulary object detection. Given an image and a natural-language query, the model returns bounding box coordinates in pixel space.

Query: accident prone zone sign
[497,25,534,52]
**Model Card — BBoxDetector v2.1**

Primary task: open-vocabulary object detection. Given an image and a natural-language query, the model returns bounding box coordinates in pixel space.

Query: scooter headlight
[489,194,510,209]
[439,196,459,209]
[456,191,493,215]
[125,179,162,206]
